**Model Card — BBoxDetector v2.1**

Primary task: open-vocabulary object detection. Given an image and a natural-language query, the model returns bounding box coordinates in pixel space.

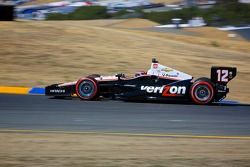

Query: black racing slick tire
[190,78,215,105]
[76,78,99,100]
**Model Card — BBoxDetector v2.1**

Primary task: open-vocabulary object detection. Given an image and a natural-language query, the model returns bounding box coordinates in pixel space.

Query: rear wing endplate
[211,67,237,85]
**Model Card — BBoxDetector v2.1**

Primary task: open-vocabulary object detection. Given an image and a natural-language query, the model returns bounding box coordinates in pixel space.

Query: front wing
[45,84,74,97]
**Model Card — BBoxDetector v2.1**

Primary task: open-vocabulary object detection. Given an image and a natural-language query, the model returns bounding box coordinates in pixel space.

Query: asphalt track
[0,94,250,137]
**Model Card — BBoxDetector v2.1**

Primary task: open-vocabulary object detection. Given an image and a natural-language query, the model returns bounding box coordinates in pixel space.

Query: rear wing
[211,67,237,85]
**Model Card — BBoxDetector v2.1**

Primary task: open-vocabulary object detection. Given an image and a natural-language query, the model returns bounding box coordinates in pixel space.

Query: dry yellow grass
[1,132,250,167]
[0,19,249,103]
[80,19,159,28]
[127,28,250,53]
[101,20,249,53]
[106,18,159,28]
[74,19,127,27]
[184,27,244,41]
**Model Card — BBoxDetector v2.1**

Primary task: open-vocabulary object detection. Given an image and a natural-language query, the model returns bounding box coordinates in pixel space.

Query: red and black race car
[45,58,237,105]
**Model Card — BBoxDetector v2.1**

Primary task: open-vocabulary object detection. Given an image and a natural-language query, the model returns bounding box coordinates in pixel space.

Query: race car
[45,58,237,105]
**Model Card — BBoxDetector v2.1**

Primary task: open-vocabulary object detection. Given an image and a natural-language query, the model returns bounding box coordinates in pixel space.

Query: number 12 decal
[216,69,229,82]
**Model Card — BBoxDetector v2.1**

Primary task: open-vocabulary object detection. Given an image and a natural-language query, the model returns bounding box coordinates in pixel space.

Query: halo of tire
[190,78,215,105]
[75,77,99,100]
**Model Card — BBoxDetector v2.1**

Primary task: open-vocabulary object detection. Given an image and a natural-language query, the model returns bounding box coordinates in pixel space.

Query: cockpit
[141,58,192,80]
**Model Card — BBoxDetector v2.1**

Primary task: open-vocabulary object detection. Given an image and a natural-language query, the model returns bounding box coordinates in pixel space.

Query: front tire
[76,78,99,100]
[190,78,214,105]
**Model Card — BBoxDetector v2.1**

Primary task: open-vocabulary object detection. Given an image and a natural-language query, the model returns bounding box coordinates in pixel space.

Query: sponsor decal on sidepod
[50,89,66,93]
[141,86,186,96]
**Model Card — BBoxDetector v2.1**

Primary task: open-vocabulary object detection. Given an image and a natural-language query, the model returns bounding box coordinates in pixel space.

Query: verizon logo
[141,86,186,96]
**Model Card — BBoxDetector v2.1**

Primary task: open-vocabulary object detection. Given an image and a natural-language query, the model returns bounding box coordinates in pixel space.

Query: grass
[184,27,245,41]
[0,132,250,167]
[0,19,249,102]
[105,18,159,28]
[211,41,220,47]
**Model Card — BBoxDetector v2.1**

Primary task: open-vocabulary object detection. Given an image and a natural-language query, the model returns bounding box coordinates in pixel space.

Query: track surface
[0,94,249,136]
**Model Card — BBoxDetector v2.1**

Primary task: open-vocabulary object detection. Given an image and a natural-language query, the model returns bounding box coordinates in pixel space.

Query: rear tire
[76,78,99,100]
[190,78,214,105]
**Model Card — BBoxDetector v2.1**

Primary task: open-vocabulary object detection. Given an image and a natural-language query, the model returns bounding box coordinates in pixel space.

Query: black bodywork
[46,76,189,100]
[45,66,237,104]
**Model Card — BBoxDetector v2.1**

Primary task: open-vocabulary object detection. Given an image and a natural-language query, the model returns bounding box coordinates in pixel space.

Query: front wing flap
[45,84,74,97]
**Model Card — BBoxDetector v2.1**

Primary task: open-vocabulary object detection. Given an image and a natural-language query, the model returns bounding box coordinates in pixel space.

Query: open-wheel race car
[45,58,237,105]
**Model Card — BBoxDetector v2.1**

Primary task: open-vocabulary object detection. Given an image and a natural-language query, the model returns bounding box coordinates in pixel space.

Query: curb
[0,86,45,95]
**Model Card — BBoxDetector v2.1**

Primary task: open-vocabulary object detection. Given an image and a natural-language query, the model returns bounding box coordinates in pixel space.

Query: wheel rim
[194,85,211,102]
[78,80,95,97]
